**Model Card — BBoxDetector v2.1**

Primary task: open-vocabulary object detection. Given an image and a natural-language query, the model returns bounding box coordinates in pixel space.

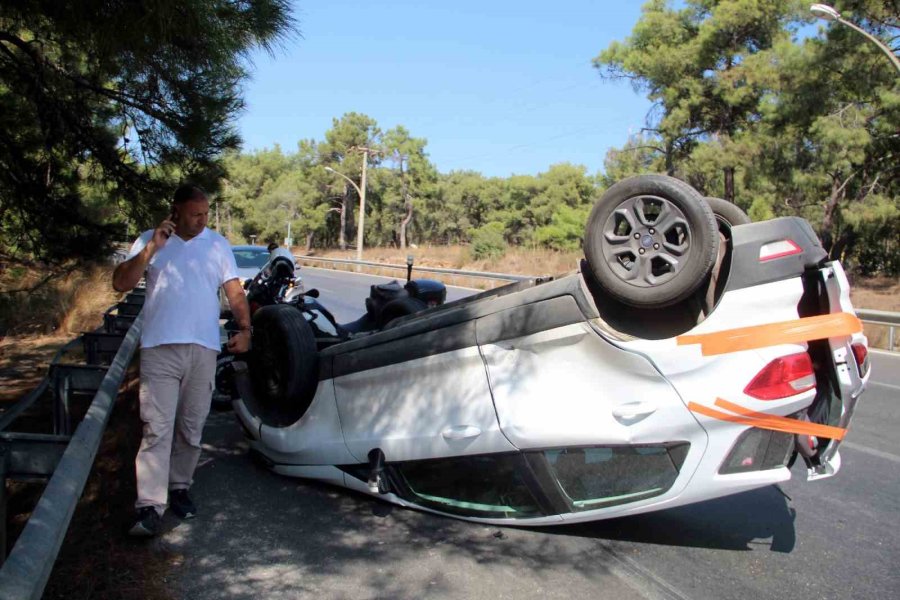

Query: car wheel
[583,174,718,308]
[250,304,318,422]
[378,297,428,329]
[704,197,751,238]
[212,353,236,411]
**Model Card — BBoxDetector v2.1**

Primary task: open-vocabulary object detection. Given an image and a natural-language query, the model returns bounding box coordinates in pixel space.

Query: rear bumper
[807,261,869,479]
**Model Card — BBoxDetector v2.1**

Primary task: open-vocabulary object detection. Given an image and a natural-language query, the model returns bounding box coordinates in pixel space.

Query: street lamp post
[325,153,370,263]
[810,3,900,75]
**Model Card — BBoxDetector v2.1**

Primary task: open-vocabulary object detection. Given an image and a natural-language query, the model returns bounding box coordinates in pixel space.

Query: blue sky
[238,1,654,178]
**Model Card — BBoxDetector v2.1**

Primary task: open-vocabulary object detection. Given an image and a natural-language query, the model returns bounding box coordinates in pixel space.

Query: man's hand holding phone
[151,211,177,250]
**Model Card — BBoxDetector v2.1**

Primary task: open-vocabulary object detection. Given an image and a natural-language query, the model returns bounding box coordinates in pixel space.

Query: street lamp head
[810,3,841,21]
[324,166,335,173]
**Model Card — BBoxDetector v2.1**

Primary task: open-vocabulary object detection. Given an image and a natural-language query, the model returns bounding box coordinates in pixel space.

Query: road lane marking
[868,381,900,393]
[600,541,691,600]
[841,441,900,464]
[869,349,899,358]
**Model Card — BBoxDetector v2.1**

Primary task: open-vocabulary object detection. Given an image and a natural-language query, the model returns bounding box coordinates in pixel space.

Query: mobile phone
[163,210,176,238]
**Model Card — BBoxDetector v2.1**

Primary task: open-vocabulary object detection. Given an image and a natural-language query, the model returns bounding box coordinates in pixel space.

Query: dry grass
[848,275,900,351]
[0,263,120,337]
[0,264,121,405]
[0,334,70,404]
[848,275,900,313]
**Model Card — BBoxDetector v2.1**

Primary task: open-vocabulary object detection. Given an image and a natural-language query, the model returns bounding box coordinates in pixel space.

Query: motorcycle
[213,251,447,408]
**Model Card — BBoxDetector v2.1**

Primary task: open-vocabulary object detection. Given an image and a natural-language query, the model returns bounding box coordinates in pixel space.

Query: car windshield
[232,248,270,269]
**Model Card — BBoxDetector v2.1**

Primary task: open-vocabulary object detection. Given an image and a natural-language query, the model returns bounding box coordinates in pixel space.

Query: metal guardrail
[0,304,143,599]
[294,255,534,283]
[856,308,898,352]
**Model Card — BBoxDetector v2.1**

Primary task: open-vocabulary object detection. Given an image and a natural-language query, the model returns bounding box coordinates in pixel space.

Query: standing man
[113,184,251,536]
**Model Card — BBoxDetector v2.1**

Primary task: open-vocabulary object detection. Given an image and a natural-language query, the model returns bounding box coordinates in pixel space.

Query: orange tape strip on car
[676,312,862,356]
[687,399,847,440]
[713,398,847,440]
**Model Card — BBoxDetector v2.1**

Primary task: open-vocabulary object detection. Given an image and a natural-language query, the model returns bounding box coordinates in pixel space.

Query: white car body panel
[258,380,357,465]
[334,346,517,463]
[483,322,706,449]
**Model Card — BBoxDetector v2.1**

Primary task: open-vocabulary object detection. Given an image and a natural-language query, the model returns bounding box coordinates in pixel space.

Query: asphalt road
[161,267,900,600]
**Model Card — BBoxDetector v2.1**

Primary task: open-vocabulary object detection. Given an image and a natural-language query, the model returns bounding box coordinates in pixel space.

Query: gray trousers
[136,343,217,514]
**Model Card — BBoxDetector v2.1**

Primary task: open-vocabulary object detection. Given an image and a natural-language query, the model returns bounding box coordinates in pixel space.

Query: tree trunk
[665,138,675,176]
[397,156,410,249]
[724,167,735,203]
[821,176,847,258]
[400,201,413,249]
[305,231,314,253]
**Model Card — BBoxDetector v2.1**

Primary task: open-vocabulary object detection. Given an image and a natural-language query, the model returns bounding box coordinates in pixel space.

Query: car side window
[544,445,682,510]
[393,453,542,519]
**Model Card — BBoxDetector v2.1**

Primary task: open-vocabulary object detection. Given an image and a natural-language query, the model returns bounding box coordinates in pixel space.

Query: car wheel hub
[601,194,692,287]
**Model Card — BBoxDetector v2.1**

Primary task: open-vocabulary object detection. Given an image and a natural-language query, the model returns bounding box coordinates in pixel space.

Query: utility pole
[325,146,379,265]
[357,148,369,263]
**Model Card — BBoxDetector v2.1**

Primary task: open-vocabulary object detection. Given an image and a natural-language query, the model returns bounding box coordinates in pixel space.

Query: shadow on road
[165,412,654,600]
[538,486,797,553]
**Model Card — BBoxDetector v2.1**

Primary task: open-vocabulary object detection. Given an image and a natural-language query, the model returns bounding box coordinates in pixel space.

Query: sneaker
[169,489,197,519]
[128,506,161,537]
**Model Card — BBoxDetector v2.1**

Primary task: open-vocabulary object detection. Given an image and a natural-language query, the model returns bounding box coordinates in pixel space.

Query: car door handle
[441,425,482,440]
[612,401,658,421]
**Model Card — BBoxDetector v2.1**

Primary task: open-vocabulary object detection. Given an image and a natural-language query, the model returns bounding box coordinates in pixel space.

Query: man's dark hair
[173,184,208,205]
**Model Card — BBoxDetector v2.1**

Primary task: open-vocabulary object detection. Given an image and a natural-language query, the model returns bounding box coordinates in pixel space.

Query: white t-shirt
[127,228,238,351]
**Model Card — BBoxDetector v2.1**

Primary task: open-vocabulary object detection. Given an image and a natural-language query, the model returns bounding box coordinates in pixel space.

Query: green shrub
[535,205,590,251]
[469,222,507,260]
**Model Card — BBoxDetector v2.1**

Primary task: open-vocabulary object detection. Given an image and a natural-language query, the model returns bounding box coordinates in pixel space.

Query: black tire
[249,304,318,422]
[378,296,428,329]
[583,174,718,308]
[212,353,236,411]
[705,197,751,238]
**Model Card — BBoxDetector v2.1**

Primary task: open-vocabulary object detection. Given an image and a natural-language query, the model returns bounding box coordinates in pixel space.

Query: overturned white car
[230,175,869,526]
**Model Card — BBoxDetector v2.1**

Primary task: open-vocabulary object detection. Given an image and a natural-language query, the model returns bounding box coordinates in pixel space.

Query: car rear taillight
[758,239,802,262]
[744,352,816,400]
[851,343,869,377]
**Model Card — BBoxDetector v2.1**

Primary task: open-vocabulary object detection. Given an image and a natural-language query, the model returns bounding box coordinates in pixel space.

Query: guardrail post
[0,446,7,567]
[52,374,71,436]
